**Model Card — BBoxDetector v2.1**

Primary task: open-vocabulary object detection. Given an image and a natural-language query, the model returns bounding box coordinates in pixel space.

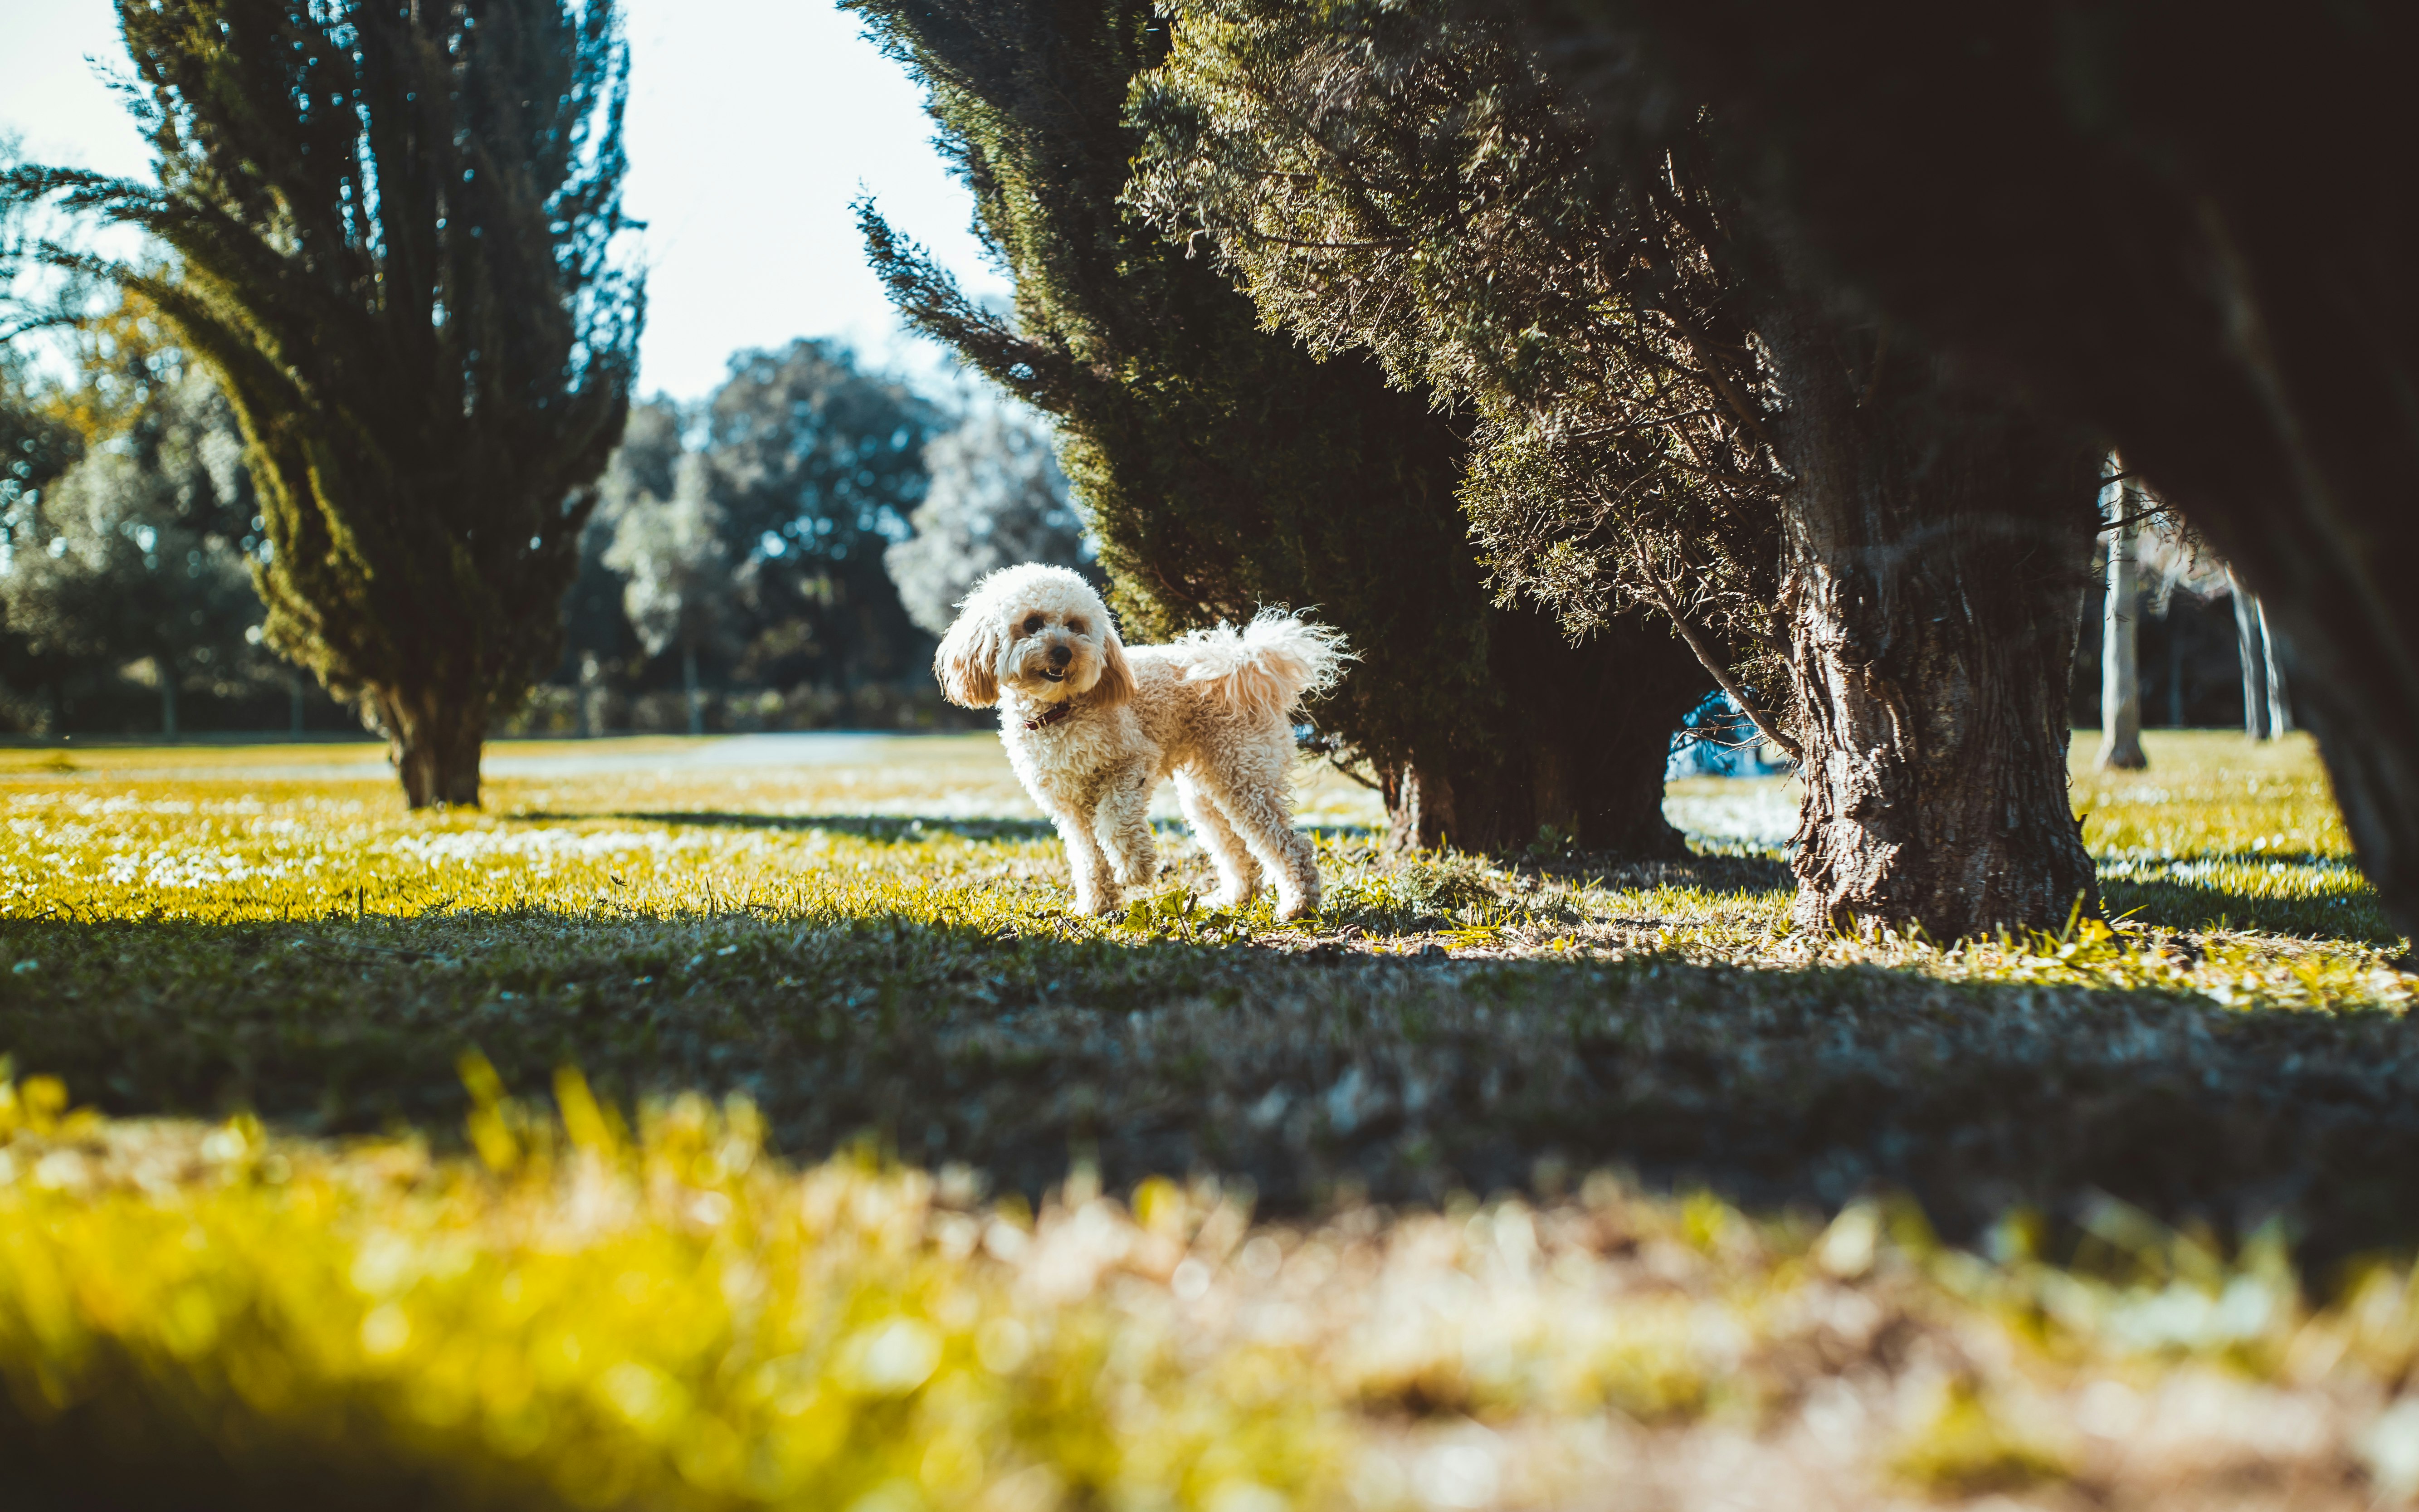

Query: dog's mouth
[1039,668,1067,683]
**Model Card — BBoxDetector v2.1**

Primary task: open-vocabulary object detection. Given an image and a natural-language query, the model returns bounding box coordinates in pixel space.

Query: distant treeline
[0,313,1086,739]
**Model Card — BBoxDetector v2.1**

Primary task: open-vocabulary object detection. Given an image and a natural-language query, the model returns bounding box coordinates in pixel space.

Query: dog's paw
[1274,893,1319,922]
[1209,883,1258,910]
[1112,858,1158,888]
[1073,890,1122,918]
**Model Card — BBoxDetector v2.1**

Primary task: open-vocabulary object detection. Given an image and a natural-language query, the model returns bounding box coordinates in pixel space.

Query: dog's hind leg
[1176,769,1261,908]
[1094,761,1160,890]
[1193,739,1321,921]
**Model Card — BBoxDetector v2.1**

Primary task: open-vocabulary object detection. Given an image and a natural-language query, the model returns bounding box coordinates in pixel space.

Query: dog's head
[934,563,1133,710]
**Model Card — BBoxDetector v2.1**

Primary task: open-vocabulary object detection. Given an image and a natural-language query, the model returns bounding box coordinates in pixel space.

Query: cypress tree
[1502,0,2419,945]
[1135,0,2103,935]
[848,0,1702,854]
[7,0,642,805]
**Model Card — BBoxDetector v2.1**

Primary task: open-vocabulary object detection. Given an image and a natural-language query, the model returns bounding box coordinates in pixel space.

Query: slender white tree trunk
[2097,468,2146,769]
[2259,598,2294,738]
[2166,616,2185,727]
[160,669,178,741]
[2227,566,2268,739]
[578,654,602,739]
[288,672,305,738]
[682,643,704,737]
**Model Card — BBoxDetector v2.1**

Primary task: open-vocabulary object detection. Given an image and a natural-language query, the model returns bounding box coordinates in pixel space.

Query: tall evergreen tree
[6,0,643,805]
[848,0,1702,854]
[1501,0,2419,945]
[1135,0,2102,934]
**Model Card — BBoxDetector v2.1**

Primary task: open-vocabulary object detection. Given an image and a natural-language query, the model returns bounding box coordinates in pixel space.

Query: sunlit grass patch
[7,1072,2419,1510]
[1,730,2418,1507]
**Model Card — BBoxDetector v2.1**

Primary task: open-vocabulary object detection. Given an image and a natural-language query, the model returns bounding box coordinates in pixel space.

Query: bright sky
[0,0,1009,400]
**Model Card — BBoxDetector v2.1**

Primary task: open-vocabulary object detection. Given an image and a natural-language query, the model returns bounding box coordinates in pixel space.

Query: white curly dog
[934,563,1349,920]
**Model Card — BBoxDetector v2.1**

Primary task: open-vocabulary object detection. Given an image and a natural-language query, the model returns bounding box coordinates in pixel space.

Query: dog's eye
[1022,615,1044,635]
[1066,619,1087,636]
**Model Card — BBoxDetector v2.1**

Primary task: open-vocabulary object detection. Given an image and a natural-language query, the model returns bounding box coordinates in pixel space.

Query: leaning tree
[5,0,643,805]
[1502,0,2419,945]
[1133,0,2103,934]
[847,0,1703,854]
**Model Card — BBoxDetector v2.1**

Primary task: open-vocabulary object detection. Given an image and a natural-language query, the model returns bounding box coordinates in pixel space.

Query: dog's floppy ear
[935,608,1004,707]
[1089,621,1136,709]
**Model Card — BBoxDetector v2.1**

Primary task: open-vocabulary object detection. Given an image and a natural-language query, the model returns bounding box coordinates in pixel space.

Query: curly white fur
[933,563,1350,919]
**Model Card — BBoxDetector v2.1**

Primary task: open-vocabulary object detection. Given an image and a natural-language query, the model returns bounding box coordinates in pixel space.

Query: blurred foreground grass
[3,727,2418,1509]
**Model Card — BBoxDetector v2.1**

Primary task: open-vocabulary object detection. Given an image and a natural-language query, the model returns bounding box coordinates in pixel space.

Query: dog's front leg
[1052,807,1122,916]
[1095,762,1160,889]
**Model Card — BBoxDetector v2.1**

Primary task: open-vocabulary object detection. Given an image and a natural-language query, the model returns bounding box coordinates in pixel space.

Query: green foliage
[700,341,941,690]
[1128,0,1784,681]
[6,0,644,805]
[0,313,274,735]
[846,0,1704,850]
[886,405,1088,639]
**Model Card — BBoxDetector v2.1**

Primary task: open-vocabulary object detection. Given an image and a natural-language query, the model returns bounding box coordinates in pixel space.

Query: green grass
[2,726,2416,1509]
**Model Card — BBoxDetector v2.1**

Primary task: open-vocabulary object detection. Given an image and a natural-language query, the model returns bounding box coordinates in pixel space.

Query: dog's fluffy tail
[1168,609,1352,722]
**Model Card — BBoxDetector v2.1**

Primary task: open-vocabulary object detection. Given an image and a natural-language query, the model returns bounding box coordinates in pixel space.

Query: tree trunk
[682,644,704,737]
[2258,598,2293,740]
[2097,472,2146,770]
[1513,0,2419,949]
[376,686,488,808]
[288,673,305,739]
[1381,608,1701,857]
[2165,615,2184,729]
[1767,317,2102,938]
[159,670,177,741]
[2226,569,2267,738]
[578,654,601,739]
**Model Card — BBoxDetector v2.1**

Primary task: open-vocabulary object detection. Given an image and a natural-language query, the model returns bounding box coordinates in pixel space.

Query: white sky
[0,0,1010,400]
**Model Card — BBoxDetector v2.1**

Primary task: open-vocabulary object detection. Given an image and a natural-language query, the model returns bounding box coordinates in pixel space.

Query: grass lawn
[3,727,2417,1509]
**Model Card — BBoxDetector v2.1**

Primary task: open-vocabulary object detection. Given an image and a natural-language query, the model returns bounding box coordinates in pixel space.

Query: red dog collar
[1023,701,1078,732]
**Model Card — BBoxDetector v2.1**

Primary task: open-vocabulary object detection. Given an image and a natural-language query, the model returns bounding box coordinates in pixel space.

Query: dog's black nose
[1048,644,1073,667]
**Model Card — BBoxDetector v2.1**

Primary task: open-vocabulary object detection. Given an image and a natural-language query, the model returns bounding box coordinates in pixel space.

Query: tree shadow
[518,810,1387,848]
[5,902,2417,1272]
[2097,854,2396,944]
[515,810,1063,844]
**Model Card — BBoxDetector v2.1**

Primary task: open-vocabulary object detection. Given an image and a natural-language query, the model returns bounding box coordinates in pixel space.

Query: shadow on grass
[2096,854,2396,943]
[518,810,1393,848]
[516,810,1065,844]
[5,900,2418,1271]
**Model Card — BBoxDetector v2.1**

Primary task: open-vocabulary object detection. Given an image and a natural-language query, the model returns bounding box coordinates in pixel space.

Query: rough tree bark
[376,686,488,808]
[1501,0,2419,944]
[2097,472,2146,770]
[1767,314,2103,938]
[1384,610,1702,855]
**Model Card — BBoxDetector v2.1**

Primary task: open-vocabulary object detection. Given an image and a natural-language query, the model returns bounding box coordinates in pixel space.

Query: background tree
[3,367,266,738]
[700,341,939,696]
[1498,0,2419,942]
[849,0,1703,854]
[603,453,731,735]
[0,296,284,735]
[885,405,1088,637]
[6,0,644,805]
[2097,464,2147,771]
[550,395,681,729]
[1133,0,2101,933]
